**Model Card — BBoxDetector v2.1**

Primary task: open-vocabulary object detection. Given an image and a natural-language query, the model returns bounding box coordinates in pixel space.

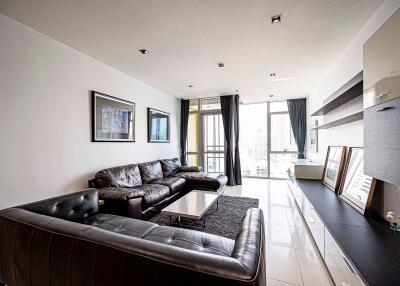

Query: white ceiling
[0,0,383,102]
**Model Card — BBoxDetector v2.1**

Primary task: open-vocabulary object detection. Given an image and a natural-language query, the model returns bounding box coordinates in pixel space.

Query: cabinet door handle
[377,106,395,112]
[342,257,356,274]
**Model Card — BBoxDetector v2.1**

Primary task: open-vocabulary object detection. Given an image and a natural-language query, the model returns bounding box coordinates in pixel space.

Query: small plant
[386,211,400,232]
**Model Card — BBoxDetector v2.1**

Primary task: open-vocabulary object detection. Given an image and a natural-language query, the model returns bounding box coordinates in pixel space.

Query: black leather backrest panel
[138,161,163,183]
[159,158,181,177]
[231,208,264,279]
[19,189,99,222]
[95,164,142,188]
[0,208,264,286]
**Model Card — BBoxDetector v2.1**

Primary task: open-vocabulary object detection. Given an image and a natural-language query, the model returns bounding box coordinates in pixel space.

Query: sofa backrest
[159,158,181,177]
[138,161,163,183]
[0,207,265,286]
[95,164,142,188]
[19,189,99,222]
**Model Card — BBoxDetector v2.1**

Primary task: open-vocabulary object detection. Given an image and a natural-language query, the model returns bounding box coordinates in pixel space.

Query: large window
[240,101,297,179]
[240,103,269,177]
[186,98,224,173]
[187,99,297,178]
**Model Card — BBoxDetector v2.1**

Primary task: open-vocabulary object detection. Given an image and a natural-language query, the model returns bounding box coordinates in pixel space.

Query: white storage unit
[288,159,324,180]
[287,179,366,286]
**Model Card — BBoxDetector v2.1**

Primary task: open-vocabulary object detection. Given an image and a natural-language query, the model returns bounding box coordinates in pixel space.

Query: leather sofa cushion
[151,177,186,195]
[160,158,181,177]
[143,225,235,257]
[95,164,142,188]
[83,213,235,257]
[98,187,145,201]
[178,166,203,172]
[174,172,228,191]
[138,161,163,183]
[134,184,170,208]
[83,213,157,238]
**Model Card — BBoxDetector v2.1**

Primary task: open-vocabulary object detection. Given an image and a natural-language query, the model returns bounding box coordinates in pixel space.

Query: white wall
[0,14,180,209]
[306,0,400,216]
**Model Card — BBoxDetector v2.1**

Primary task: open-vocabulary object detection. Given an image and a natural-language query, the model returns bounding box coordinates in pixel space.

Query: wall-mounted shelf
[311,72,363,116]
[311,111,363,129]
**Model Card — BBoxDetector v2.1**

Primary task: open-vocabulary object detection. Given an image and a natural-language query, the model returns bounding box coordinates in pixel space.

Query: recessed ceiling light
[138,49,149,54]
[271,14,282,24]
[218,63,225,68]
[188,84,194,88]
[269,94,274,98]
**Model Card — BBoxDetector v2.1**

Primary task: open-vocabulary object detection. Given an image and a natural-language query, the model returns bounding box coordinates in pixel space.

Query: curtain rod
[182,96,307,104]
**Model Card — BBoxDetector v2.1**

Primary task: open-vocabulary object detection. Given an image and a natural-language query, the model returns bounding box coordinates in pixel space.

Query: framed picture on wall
[147,108,170,143]
[322,146,346,192]
[339,147,376,214]
[92,91,135,142]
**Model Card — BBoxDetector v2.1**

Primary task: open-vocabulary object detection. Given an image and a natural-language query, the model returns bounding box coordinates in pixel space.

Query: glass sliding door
[269,102,297,178]
[186,98,225,174]
[239,101,297,179]
[201,113,225,173]
[239,103,269,177]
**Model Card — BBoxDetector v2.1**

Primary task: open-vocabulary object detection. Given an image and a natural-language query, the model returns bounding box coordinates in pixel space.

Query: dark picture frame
[92,91,135,142]
[339,147,376,215]
[147,108,170,143]
[322,146,346,192]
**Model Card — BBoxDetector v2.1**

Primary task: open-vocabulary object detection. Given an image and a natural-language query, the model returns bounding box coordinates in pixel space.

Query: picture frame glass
[323,146,345,190]
[148,108,170,142]
[340,148,375,213]
[93,92,135,142]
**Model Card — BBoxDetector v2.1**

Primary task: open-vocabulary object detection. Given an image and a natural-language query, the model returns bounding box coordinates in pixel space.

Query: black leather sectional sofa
[88,158,228,219]
[0,189,265,286]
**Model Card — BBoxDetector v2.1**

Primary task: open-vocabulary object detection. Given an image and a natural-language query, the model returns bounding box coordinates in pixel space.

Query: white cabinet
[288,159,324,180]
[287,180,366,286]
[324,229,365,286]
[364,8,400,109]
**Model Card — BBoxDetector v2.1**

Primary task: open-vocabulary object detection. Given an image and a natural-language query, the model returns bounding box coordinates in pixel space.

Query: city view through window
[240,101,297,178]
[187,99,298,178]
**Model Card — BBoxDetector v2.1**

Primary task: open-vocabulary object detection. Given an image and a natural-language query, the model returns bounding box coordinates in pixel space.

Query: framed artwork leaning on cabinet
[322,146,346,192]
[339,147,376,215]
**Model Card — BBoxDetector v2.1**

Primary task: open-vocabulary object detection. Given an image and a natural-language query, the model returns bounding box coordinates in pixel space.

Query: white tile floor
[224,178,333,286]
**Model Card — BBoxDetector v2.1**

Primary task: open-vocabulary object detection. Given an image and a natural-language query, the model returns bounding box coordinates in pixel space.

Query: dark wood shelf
[311,111,363,129]
[311,72,363,116]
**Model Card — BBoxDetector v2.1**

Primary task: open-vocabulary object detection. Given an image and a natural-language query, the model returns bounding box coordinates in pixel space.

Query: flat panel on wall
[364,8,400,108]
[364,97,400,186]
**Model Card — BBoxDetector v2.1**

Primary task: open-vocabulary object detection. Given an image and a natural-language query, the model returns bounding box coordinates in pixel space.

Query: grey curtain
[220,95,242,185]
[233,94,242,185]
[180,99,190,165]
[287,98,307,159]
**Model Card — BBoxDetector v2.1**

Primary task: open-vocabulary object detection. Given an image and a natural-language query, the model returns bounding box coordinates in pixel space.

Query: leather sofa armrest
[98,187,145,201]
[178,166,203,172]
[231,208,264,279]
